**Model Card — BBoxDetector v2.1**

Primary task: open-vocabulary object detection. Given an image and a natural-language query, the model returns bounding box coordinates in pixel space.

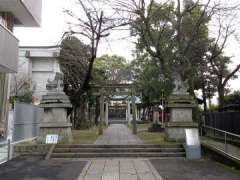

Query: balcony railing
[0,24,19,73]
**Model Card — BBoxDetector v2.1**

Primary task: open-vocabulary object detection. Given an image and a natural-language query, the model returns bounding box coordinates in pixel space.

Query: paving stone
[120,173,138,180]
[87,160,105,175]
[104,160,119,173]
[95,124,142,145]
[133,159,152,174]
[119,160,135,174]
[83,174,102,180]
[138,172,158,180]
[102,172,119,180]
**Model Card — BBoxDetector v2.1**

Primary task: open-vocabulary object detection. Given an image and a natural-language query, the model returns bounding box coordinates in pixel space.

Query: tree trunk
[202,84,208,115]
[95,96,100,125]
[218,85,225,111]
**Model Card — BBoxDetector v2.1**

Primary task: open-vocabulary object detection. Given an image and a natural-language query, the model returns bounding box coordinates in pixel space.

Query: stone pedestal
[38,73,73,144]
[165,95,198,141]
[38,94,72,143]
[148,106,163,132]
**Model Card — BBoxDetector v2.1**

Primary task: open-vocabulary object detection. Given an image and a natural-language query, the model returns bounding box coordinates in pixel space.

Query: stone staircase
[49,144,185,159]
[109,119,128,124]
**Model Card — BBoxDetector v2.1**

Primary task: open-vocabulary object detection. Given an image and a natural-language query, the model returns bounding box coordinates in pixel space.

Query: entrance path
[95,124,142,145]
[78,124,163,180]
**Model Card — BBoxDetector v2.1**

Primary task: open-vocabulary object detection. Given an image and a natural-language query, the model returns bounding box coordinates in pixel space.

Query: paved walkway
[79,124,163,180]
[95,124,142,145]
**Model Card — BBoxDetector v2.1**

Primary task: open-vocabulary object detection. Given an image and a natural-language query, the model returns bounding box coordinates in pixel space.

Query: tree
[114,0,240,111]
[115,0,215,77]
[94,55,130,84]
[132,52,173,103]
[64,0,128,96]
[208,53,240,109]
[60,36,92,129]
[62,0,128,128]
[10,75,33,105]
[224,91,240,105]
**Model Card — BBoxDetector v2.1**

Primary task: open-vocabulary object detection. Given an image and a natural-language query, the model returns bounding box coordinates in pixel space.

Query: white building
[15,46,61,104]
[0,0,42,137]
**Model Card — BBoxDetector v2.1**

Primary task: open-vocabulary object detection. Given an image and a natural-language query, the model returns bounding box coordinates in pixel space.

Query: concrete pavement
[78,124,163,180]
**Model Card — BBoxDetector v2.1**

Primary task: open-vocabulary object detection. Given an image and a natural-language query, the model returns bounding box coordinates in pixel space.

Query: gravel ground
[150,158,240,180]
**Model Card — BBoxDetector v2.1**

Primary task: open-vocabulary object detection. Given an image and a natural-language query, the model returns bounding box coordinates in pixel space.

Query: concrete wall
[13,102,43,142]
[13,46,61,103]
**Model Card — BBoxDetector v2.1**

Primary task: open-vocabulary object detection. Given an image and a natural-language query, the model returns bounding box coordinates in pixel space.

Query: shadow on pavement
[0,157,87,180]
[150,158,240,180]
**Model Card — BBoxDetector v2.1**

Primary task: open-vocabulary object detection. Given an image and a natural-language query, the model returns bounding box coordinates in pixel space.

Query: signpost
[46,134,58,144]
[185,129,201,160]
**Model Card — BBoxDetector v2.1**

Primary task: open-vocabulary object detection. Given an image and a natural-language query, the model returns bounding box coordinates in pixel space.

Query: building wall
[0,0,42,138]
[16,46,61,104]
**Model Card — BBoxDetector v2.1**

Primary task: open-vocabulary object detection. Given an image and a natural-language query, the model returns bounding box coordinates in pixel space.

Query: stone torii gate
[91,83,138,135]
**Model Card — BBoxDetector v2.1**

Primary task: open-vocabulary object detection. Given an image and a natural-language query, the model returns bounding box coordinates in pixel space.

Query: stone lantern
[165,73,198,141]
[38,73,72,143]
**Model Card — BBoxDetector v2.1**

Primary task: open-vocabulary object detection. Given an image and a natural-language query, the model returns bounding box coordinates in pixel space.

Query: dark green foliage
[93,55,130,84]
[10,90,33,104]
[224,91,240,105]
[59,36,91,105]
[59,36,92,129]
[132,53,174,104]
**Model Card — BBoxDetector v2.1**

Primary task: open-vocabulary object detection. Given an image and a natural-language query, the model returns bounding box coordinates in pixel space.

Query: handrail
[202,125,240,153]
[203,125,240,138]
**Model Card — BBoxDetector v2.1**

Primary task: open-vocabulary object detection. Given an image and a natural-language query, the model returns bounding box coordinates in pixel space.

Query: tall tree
[114,0,239,110]
[94,55,130,84]
[60,36,92,128]
[64,0,128,96]
[62,0,128,128]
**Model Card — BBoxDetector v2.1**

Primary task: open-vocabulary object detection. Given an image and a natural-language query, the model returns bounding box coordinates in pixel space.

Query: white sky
[14,0,240,95]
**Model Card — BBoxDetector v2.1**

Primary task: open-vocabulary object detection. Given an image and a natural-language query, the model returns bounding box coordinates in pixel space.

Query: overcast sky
[14,0,240,94]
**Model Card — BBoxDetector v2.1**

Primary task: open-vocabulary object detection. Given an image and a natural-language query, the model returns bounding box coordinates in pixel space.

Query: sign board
[185,129,200,146]
[46,134,58,144]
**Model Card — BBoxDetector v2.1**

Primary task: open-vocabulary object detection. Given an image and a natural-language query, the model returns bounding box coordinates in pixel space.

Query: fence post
[7,139,10,161]
[224,132,227,153]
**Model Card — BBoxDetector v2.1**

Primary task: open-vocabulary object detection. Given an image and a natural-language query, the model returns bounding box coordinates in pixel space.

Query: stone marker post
[132,96,137,135]
[99,93,104,135]
[105,101,109,126]
[127,100,131,125]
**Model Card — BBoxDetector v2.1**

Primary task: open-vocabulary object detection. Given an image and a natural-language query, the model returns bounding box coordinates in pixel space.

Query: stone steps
[50,144,185,159]
[53,147,184,153]
[56,144,183,148]
[109,120,128,124]
[18,144,186,159]
[50,152,186,158]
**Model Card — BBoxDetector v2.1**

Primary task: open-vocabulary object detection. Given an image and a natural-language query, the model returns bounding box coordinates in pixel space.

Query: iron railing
[201,125,240,159]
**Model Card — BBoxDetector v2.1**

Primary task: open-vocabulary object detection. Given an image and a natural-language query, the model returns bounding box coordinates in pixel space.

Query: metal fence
[206,112,240,135]
[13,102,43,142]
[201,125,240,160]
